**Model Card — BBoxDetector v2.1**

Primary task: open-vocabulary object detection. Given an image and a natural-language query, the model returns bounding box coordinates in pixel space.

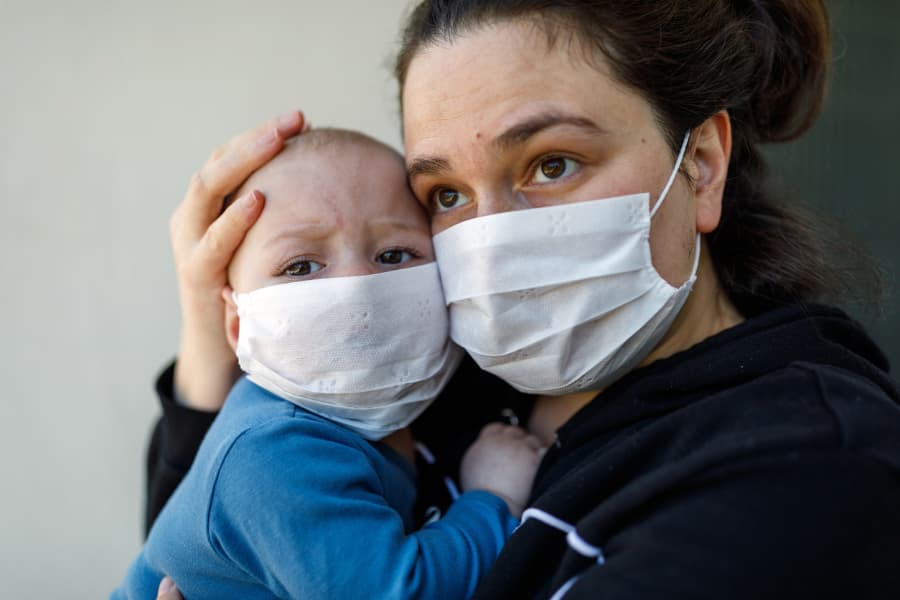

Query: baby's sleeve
[209,416,515,599]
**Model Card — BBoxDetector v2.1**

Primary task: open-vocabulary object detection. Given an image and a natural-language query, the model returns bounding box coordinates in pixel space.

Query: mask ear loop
[650,131,691,219]
[650,131,702,285]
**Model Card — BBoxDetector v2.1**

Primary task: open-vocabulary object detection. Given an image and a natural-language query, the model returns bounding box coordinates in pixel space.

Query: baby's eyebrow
[368,217,429,233]
[268,223,334,243]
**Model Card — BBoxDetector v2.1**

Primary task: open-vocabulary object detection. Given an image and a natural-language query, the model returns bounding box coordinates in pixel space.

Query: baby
[113,129,543,599]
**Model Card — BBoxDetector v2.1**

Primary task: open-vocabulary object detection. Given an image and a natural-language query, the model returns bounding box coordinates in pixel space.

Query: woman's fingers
[167,111,306,411]
[180,110,305,239]
[209,110,305,163]
[192,190,265,283]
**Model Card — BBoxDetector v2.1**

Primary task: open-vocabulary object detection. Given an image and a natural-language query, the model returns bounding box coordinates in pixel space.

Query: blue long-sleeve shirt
[114,377,516,599]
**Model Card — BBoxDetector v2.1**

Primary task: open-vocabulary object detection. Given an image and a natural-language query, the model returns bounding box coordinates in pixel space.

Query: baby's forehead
[235,128,405,198]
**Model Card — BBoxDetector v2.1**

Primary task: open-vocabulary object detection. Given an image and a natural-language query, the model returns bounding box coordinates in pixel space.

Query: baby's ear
[222,286,240,354]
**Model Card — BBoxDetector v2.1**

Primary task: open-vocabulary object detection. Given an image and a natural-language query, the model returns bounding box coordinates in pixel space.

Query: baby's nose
[335,261,381,278]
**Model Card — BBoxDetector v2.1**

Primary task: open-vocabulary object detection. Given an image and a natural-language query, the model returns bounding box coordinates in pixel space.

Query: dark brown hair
[396,1,878,316]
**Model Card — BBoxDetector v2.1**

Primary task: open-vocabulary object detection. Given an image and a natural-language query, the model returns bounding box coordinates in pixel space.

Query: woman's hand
[171,110,308,411]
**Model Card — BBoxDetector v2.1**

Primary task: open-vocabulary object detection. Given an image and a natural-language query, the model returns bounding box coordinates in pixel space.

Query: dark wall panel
[764,0,900,370]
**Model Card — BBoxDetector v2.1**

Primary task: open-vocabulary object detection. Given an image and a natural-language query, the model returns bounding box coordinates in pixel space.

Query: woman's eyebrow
[406,112,604,181]
[493,112,606,150]
[407,156,451,180]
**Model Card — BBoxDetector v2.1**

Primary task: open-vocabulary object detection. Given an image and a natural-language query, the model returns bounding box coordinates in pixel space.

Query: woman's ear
[222,286,240,354]
[688,110,732,234]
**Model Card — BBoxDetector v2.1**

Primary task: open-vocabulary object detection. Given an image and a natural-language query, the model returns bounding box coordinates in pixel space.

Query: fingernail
[257,128,279,148]
[158,577,175,594]
[239,191,262,215]
[277,110,301,130]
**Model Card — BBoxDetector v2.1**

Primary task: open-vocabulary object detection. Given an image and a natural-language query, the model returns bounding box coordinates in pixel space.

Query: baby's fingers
[479,422,531,441]
[156,577,183,600]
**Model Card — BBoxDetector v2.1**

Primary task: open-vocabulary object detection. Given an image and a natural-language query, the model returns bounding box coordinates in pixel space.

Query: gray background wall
[0,1,412,597]
[0,1,896,598]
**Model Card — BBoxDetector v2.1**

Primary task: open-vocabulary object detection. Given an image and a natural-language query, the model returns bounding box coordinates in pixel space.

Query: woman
[149,1,900,598]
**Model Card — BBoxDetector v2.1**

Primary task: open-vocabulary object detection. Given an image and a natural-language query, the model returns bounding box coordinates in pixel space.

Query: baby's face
[228,139,434,293]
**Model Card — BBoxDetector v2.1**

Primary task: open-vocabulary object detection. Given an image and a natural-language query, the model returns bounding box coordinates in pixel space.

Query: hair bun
[741,0,830,143]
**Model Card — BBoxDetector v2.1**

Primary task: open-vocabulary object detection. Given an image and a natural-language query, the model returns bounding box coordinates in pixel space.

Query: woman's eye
[377,249,414,265]
[283,260,323,277]
[531,157,579,183]
[430,188,472,213]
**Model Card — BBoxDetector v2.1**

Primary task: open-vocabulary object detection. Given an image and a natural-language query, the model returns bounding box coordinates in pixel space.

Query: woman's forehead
[401,22,654,162]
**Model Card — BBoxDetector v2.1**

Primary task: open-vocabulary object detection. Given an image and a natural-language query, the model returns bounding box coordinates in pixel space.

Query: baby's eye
[376,249,415,265]
[530,157,579,184]
[283,260,323,277]
[430,188,472,213]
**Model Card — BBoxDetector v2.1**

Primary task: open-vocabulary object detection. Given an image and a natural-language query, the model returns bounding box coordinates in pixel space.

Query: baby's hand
[460,423,544,518]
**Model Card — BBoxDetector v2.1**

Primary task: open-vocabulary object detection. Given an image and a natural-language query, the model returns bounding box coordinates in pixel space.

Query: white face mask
[233,262,463,440]
[432,133,699,396]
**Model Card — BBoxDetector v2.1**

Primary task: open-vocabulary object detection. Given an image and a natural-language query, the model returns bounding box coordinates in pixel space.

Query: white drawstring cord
[548,576,581,600]
[520,508,605,562]
[519,507,607,599]
[520,508,575,534]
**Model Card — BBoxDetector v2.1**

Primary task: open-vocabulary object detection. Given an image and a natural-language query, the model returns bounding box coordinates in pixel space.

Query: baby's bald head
[225,127,432,293]
[233,128,404,202]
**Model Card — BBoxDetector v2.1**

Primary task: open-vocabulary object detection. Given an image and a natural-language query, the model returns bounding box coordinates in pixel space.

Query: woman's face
[402,21,704,288]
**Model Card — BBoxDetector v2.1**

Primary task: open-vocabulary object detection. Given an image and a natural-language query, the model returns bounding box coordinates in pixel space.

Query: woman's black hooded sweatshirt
[475,304,900,599]
[147,304,900,599]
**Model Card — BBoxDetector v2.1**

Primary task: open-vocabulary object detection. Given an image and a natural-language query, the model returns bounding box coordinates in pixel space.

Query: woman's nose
[476,189,532,218]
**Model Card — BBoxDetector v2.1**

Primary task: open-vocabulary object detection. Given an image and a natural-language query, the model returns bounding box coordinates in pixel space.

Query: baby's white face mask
[432,133,699,396]
[233,262,463,440]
